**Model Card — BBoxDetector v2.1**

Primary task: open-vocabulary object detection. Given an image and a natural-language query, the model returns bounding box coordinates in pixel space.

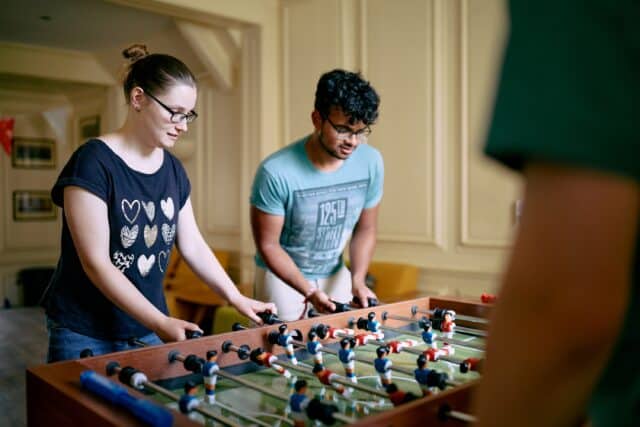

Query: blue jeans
[46,317,163,363]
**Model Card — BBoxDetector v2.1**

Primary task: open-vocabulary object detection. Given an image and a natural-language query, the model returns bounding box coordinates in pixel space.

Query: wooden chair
[163,248,232,327]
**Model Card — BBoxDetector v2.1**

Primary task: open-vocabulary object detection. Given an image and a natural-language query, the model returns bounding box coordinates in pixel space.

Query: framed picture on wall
[12,190,57,222]
[79,115,101,140]
[11,137,56,169]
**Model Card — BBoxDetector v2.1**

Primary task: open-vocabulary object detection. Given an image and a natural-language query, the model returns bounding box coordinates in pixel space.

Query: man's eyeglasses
[145,91,198,124]
[325,117,371,141]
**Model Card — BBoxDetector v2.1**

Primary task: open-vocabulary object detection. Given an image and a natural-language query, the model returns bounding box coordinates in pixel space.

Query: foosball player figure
[203,350,220,404]
[353,332,376,347]
[178,380,200,415]
[367,312,383,339]
[441,310,456,339]
[374,345,393,388]
[338,337,357,383]
[419,318,437,348]
[250,348,292,378]
[385,383,418,407]
[306,330,324,367]
[312,364,351,398]
[277,324,298,365]
[290,379,311,427]
[460,357,484,374]
[423,344,455,362]
[480,293,496,304]
[386,338,419,354]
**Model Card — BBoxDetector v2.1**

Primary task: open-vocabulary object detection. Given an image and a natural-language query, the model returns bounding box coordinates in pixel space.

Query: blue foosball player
[203,350,220,404]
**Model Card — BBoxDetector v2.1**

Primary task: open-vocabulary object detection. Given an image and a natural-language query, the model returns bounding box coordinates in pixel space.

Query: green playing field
[155,329,484,426]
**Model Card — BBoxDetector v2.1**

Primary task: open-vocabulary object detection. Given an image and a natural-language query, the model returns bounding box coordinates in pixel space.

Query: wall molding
[458,0,510,249]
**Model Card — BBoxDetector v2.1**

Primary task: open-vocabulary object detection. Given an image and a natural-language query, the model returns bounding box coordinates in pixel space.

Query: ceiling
[0,0,173,52]
[0,0,208,96]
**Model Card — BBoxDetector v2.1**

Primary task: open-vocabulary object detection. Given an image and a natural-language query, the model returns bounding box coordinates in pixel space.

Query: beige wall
[282,0,521,297]
[0,0,520,306]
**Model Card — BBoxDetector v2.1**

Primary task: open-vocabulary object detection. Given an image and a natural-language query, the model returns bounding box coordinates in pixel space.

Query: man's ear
[311,110,323,131]
[130,86,145,110]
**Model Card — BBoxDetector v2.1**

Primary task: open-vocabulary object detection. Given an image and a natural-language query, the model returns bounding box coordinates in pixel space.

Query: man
[251,69,383,321]
[474,1,639,426]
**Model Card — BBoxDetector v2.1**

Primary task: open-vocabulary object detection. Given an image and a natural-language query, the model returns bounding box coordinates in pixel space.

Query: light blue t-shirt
[251,136,384,279]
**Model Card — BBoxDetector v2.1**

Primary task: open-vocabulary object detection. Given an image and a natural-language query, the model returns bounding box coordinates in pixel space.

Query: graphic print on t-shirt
[112,251,134,272]
[158,250,169,273]
[142,201,155,222]
[160,197,175,220]
[121,225,138,248]
[137,254,156,277]
[161,223,175,246]
[112,196,177,278]
[122,199,141,224]
[286,180,368,276]
[314,198,348,250]
[144,224,158,248]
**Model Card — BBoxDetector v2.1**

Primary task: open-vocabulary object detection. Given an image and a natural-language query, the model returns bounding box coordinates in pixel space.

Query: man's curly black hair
[314,69,380,126]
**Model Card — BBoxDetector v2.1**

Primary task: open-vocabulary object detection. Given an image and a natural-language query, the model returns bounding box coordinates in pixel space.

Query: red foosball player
[480,293,497,304]
[423,344,455,362]
[327,326,354,339]
[289,379,311,427]
[460,357,484,374]
[385,383,418,406]
[353,332,377,347]
[441,310,456,339]
[250,348,292,378]
[312,364,351,397]
[386,338,419,354]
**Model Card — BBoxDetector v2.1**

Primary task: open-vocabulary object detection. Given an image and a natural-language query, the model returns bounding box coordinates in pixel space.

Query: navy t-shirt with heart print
[43,139,190,340]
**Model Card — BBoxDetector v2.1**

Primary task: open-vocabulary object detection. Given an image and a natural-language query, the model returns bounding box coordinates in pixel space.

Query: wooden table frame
[27,296,491,427]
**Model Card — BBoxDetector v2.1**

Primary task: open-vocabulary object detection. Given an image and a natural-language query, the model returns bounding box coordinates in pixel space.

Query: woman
[44,44,275,362]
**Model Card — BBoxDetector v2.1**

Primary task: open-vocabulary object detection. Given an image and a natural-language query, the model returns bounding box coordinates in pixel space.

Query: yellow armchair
[364,261,419,303]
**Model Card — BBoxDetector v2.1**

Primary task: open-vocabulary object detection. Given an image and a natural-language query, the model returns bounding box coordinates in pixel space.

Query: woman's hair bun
[122,44,149,63]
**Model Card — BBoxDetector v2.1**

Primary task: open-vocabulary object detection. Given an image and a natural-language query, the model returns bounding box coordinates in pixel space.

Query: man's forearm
[349,226,376,284]
[259,244,314,296]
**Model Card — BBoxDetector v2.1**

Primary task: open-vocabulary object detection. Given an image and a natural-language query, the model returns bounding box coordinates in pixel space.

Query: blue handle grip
[80,370,173,427]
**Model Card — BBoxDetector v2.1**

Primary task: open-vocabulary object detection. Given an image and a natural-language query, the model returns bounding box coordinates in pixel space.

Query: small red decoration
[0,117,15,156]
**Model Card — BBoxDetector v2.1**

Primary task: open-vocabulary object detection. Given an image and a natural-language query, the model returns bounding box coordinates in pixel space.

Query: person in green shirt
[475,1,639,426]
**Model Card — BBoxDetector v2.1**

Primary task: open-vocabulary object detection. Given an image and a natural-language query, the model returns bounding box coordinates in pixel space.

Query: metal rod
[109,364,242,427]
[446,409,478,423]
[380,324,485,351]
[412,305,489,325]
[384,312,488,338]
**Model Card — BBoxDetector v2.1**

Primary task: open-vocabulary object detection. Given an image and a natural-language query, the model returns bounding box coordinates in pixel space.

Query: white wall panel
[365,0,436,244]
[282,0,343,144]
[460,0,520,248]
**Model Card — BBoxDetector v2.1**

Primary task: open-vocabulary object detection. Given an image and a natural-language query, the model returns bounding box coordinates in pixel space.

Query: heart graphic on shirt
[158,250,169,273]
[137,254,156,277]
[160,197,175,221]
[120,225,139,248]
[122,199,141,224]
[142,201,155,222]
[112,251,134,272]
[161,223,176,245]
[144,224,158,248]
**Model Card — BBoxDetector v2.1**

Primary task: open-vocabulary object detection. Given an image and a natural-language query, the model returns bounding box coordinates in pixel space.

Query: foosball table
[26,296,491,426]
